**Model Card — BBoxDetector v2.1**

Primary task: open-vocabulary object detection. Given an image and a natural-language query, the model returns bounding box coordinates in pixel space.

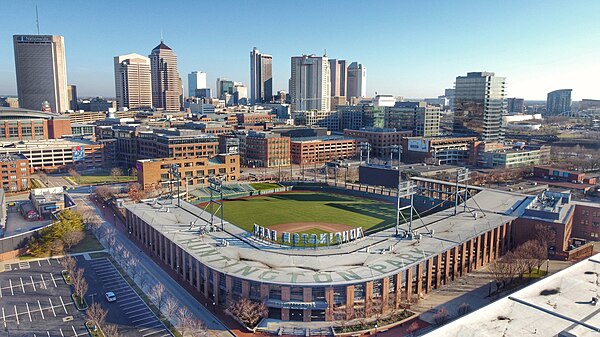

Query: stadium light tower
[169,164,181,206]
[359,142,371,164]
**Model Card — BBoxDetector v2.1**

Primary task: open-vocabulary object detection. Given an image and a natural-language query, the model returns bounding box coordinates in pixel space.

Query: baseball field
[216,191,398,241]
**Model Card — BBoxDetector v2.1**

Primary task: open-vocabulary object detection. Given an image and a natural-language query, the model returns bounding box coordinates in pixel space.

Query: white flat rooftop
[423,253,600,337]
[125,189,530,286]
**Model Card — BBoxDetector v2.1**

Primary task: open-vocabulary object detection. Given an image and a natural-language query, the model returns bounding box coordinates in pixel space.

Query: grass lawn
[217,191,398,235]
[69,232,104,253]
[249,182,282,191]
[73,173,136,185]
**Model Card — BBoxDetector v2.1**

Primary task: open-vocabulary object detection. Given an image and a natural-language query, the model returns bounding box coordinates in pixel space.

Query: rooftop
[423,253,600,337]
[290,135,356,143]
[125,188,529,286]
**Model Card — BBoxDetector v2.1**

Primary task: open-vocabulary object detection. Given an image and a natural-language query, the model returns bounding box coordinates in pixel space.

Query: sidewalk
[412,259,574,326]
[81,196,238,337]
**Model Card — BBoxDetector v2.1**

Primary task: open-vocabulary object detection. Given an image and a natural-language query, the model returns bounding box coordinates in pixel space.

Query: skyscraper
[250,47,273,104]
[546,89,572,115]
[114,53,153,110]
[188,71,207,97]
[290,55,330,112]
[506,98,525,114]
[216,78,235,99]
[329,59,347,98]
[347,62,367,101]
[13,35,68,113]
[149,42,182,111]
[67,85,77,111]
[453,71,506,143]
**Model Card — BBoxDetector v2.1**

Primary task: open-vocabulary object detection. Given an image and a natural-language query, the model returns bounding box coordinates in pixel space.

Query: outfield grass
[219,192,398,235]
[249,182,282,191]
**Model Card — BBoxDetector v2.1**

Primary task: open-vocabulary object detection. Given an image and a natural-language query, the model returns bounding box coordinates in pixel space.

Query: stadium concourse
[123,185,528,325]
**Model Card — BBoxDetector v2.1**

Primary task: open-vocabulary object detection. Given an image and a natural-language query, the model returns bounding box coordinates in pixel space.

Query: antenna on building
[35,5,40,34]
[160,29,164,43]
[324,49,327,57]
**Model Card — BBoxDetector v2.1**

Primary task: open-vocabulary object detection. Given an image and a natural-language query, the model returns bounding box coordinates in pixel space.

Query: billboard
[72,146,85,162]
[407,139,429,153]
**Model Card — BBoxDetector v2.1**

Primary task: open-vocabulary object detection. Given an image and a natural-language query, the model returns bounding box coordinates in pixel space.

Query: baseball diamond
[201,191,399,244]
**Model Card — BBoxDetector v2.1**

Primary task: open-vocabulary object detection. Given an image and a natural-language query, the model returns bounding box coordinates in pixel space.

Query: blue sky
[1,0,599,100]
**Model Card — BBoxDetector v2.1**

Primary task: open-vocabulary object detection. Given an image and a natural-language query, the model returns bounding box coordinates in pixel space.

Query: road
[73,193,235,337]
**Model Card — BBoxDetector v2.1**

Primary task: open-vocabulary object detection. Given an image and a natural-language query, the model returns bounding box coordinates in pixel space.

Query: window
[333,286,346,305]
[593,222,600,228]
[591,233,599,238]
[290,287,303,301]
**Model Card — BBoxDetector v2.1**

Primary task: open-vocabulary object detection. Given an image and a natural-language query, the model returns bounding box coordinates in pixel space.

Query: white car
[105,292,117,302]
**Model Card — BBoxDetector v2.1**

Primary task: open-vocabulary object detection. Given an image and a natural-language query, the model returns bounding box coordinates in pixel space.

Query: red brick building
[290,136,358,164]
[136,154,240,190]
[343,128,412,158]
[240,131,290,168]
[236,113,273,125]
[0,154,30,192]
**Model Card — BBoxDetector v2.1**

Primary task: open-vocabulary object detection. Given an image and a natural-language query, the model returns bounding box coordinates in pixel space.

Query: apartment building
[136,154,239,189]
[290,135,358,164]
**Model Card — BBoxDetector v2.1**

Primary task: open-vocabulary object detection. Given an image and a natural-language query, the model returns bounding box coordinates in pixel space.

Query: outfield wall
[290,184,454,215]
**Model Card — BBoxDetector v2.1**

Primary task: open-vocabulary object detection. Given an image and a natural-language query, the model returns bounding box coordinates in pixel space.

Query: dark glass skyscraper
[546,89,572,115]
[453,72,506,143]
[250,47,273,104]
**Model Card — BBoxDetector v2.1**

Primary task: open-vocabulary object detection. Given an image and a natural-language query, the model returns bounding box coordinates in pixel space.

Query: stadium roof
[423,253,600,337]
[0,107,67,120]
[125,188,530,286]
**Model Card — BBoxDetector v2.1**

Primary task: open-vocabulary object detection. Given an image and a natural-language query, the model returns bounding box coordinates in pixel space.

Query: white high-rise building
[13,35,68,113]
[114,53,152,110]
[188,71,207,97]
[347,62,367,101]
[250,47,273,104]
[234,82,248,105]
[290,55,330,112]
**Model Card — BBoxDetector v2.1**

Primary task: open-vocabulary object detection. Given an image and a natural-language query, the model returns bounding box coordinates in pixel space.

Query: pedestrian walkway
[82,196,236,337]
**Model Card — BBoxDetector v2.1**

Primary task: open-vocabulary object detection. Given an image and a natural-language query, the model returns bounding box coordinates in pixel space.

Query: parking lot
[0,258,88,336]
[83,257,173,337]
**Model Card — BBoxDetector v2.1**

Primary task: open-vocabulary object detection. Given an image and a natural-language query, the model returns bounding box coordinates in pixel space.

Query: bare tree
[127,182,147,203]
[457,302,470,316]
[60,255,77,280]
[516,240,538,273]
[406,321,420,337]
[177,306,208,337]
[432,307,450,325]
[62,230,85,250]
[111,167,124,178]
[69,168,81,182]
[150,283,167,311]
[73,269,88,305]
[512,250,529,279]
[129,257,143,282]
[139,272,150,291]
[86,302,107,328]
[535,223,556,251]
[95,185,115,200]
[227,298,267,328]
[102,324,120,337]
[163,296,179,323]
[80,208,102,234]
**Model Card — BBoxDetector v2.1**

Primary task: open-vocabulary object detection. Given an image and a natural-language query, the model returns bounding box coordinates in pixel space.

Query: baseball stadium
[123,178,537,332]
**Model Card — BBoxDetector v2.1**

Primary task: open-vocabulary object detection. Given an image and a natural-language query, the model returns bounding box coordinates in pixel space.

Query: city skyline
[0,0,599,100]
